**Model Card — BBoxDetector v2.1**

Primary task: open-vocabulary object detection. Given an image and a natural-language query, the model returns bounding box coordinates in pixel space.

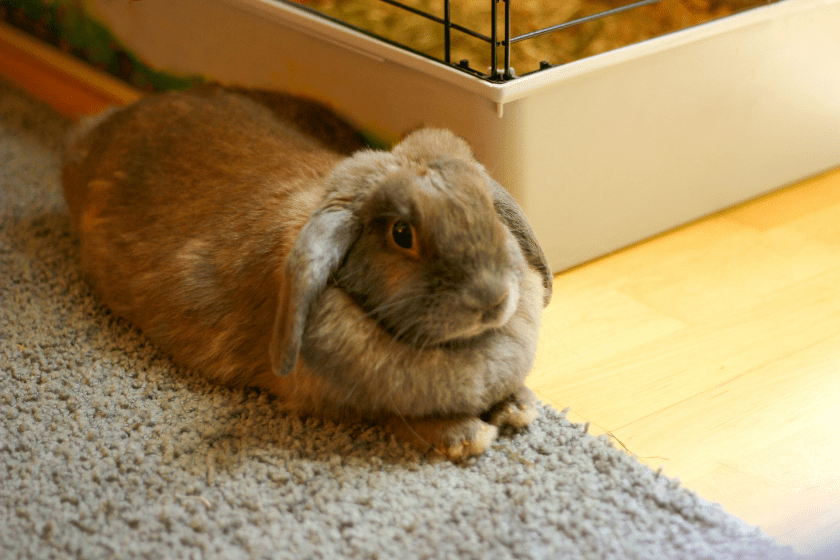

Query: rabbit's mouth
[378,279,521,349]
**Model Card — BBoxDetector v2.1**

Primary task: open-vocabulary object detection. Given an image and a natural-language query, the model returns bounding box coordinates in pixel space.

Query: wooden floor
[529,167,840,556]
[3,20,838,557]
[0,22,139,119]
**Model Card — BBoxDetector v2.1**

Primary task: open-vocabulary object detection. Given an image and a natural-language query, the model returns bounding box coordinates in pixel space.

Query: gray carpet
[0,79,801,560]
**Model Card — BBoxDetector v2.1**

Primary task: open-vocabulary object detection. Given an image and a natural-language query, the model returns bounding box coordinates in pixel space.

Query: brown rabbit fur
[62,84,553,459]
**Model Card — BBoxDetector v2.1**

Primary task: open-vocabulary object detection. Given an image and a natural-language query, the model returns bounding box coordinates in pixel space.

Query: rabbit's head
[270,129,552,378]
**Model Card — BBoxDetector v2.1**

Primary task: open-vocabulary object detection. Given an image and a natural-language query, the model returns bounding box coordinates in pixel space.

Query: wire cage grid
[283,0,665,82]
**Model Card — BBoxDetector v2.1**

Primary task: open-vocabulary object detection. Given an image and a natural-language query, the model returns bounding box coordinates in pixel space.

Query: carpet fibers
[0,79,800,559]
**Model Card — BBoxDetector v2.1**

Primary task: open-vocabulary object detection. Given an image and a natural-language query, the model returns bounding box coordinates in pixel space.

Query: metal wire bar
[510,0,663,43]
[444,0,451,63]
[503,0,512,79]
[490,0,498,79]
[376,0,492,43]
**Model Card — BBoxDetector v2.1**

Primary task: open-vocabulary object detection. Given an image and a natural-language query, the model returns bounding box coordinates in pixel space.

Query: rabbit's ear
[488,178,554,307]
[270,206,359,376]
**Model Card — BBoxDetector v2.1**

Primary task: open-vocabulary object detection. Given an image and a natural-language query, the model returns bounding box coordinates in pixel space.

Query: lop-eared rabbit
[63,85,553,459]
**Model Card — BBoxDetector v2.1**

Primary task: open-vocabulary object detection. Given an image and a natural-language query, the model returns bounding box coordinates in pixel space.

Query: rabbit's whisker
[357,292,427,320]
[388,393,445,457]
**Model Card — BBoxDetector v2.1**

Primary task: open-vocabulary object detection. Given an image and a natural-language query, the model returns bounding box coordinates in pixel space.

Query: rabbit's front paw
[390,416,499,460]
[483,386,539,429]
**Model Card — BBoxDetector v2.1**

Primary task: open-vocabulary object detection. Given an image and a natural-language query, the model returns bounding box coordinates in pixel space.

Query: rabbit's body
[63,85,553,459]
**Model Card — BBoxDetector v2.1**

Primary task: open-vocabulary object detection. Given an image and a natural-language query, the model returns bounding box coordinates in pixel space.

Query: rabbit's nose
[470,274,510,324]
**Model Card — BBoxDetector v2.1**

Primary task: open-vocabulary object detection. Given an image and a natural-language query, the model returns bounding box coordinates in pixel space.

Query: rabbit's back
[62,86,360,385]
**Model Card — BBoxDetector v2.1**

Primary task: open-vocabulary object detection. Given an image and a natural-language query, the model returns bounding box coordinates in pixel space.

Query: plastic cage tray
[38,0,840,271]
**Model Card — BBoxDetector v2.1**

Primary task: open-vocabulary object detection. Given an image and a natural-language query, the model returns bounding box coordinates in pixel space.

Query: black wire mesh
[283,0,666,82]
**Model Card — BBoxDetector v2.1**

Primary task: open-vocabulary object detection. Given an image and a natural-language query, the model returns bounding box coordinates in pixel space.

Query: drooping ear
[487,178,554,307]
[270,206,360,376]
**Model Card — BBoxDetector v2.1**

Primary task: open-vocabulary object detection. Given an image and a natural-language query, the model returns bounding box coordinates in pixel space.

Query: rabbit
[62,84,554,460]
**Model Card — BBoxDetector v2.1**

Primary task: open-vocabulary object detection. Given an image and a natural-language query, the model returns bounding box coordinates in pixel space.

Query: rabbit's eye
[391,220,415,251]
